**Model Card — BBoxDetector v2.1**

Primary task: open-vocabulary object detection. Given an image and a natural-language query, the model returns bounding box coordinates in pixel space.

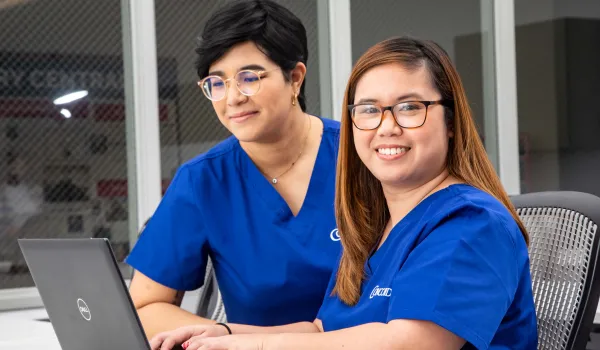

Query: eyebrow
[355,93,426,105]
[208,64,267,77]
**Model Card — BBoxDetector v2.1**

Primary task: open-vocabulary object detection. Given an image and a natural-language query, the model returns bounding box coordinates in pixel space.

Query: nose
[226,80,247,106]
[376,109,402,137]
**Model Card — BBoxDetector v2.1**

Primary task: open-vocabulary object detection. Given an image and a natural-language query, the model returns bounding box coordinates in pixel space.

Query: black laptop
[18,238,183,350]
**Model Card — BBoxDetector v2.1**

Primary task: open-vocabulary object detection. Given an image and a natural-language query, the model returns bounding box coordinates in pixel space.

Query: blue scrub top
[317,184,538,350]
[127,117,342,326]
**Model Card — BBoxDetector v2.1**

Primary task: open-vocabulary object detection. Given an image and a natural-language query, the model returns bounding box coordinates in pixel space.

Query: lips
[229,110,257,118]
[228,111,258,123]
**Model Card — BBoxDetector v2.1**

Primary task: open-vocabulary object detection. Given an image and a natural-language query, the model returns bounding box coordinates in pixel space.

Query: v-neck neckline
[240,116,331,221]
[367,184,464,270]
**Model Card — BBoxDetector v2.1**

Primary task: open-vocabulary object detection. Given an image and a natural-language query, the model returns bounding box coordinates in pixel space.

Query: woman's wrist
[215,322,233,335]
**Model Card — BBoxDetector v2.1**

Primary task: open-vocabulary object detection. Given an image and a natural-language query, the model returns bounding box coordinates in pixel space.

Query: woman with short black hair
[127,0,341,339]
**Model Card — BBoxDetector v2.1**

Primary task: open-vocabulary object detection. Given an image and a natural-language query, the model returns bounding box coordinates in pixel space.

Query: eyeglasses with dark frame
[197,68,280,101]
[348,100,453,130]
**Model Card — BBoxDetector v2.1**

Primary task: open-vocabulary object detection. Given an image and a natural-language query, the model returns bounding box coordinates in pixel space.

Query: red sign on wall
[94,103,169,121]
[97,179,172,197]
[0,98,89,119]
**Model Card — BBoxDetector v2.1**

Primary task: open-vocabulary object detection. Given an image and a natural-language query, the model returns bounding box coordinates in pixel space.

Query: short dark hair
[195,0,309,111]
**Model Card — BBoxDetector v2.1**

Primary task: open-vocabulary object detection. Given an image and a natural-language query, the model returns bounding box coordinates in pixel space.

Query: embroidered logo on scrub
[330,228,341,241]
[370,285,392,299]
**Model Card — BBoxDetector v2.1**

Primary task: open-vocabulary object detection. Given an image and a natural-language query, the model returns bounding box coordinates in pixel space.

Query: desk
[0,289,200,349]
[1,304,600,349]
[0,311,61,349]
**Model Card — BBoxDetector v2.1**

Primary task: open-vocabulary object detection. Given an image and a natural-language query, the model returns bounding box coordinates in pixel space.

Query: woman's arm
[129,272,215,339]
[229,319,322,335]
[132,269,322,341]
[264,319,465,350]
[149,317,323,349]
[183,319,465,350]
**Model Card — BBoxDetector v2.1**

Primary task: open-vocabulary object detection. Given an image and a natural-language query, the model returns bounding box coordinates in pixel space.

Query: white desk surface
[0,309,61,349]
[0,289,200,349]
[2,303,600,349]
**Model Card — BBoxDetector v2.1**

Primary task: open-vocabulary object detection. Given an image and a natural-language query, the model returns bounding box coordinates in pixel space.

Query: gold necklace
[248,115,311,185]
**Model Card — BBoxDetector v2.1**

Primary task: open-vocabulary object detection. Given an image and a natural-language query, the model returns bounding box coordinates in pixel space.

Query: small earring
[292,93,297,106]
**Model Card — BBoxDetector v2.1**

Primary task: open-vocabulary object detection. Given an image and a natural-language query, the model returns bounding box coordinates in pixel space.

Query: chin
[366,163,405,182]
[379,177,407,187]
[372,171,413,187]
[231,130,261,143]
[226,123,260,142]
[370,171,399,184]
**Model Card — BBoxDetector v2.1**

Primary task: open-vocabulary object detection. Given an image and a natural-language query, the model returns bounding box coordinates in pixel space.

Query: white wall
[349,0,481,62]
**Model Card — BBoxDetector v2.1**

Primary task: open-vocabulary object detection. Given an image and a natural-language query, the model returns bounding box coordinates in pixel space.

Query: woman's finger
[186,336,227,350]
[149,332,168,349]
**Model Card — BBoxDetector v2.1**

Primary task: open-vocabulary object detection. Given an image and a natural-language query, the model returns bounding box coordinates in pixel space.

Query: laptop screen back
[19,238,149,350]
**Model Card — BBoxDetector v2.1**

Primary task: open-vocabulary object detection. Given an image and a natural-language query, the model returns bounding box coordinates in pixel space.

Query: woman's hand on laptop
[180,334,266,350]
[150,324,229,350]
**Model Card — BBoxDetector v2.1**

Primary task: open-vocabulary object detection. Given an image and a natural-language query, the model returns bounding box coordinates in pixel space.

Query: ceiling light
[60,109,72,118]
[53,90,88,105]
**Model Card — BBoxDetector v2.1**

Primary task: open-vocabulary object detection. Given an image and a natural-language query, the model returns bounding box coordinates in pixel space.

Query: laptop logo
[77,298,91,321]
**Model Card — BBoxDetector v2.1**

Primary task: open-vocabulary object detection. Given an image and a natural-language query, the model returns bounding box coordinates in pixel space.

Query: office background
[0,0,599,312]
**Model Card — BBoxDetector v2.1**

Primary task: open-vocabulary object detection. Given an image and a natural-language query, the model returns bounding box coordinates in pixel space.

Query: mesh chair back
[512,191,600,350]
[196,257,227,323]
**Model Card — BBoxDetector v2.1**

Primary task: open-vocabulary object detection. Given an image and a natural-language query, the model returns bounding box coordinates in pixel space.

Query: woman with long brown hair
[151,36,537,350]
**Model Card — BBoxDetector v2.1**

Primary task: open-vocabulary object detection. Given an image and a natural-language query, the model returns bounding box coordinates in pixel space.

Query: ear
[290,61,307,93]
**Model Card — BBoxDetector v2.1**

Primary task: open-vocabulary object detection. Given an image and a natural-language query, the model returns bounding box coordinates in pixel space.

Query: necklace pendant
[272,178,278,184]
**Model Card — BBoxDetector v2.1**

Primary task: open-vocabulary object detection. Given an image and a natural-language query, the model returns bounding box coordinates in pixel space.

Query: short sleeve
[387,207,521,350]
[126,165,209,291]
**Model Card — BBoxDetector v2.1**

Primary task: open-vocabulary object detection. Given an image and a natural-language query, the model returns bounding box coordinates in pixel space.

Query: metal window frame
[122,0,162,245]
[493,0,521,195]
[481,0,499,172]
[318,0,352,122]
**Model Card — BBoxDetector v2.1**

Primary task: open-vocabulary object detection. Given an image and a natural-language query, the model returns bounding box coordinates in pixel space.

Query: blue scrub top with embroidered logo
[127,117,342,326]
[317,184,538,350]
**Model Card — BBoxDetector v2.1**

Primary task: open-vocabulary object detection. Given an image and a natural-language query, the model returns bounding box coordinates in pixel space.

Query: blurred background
[0,0,598,326]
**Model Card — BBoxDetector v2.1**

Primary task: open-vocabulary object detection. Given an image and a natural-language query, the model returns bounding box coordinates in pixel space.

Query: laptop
[18,238,184,350]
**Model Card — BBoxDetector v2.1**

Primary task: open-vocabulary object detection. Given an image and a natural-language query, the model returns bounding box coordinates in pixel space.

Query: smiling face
[205,41,303,142]
[352,62,452,189]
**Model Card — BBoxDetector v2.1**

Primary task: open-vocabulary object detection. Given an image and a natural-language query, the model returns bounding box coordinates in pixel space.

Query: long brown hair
[333,37,529,306]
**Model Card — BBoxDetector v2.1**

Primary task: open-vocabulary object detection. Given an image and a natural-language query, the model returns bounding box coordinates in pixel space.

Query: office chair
[196,257,226,323]
[512,191,600,350]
